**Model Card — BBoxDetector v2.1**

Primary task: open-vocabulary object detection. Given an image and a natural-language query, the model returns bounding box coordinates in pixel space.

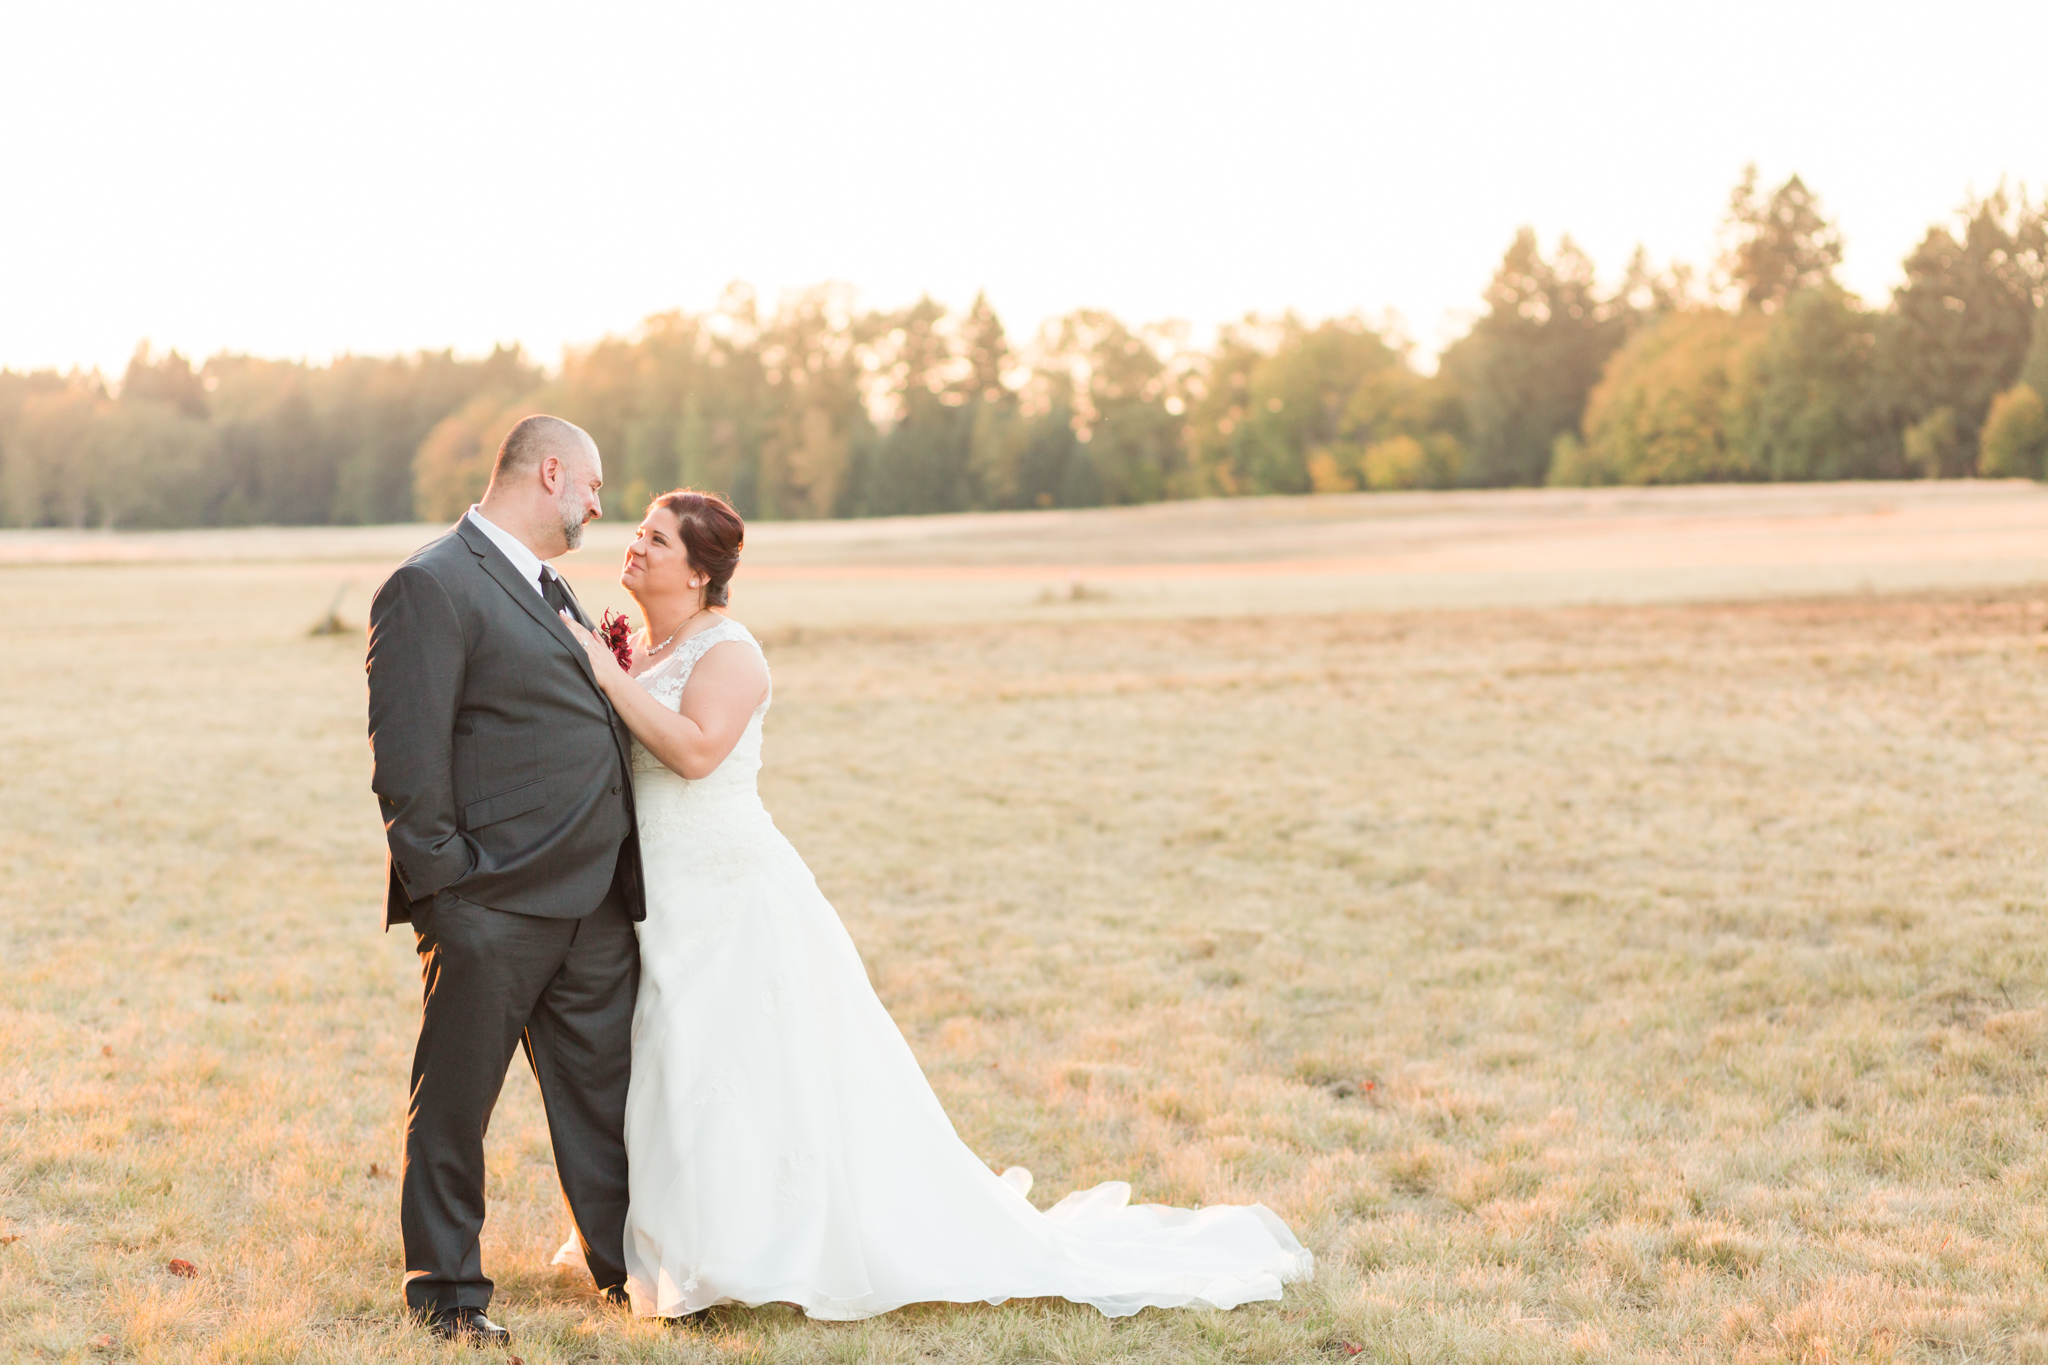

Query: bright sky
[5,1,2043,378]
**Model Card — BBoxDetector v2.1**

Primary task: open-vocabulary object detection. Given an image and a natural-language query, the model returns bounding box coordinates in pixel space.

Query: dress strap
[637,617,769,709]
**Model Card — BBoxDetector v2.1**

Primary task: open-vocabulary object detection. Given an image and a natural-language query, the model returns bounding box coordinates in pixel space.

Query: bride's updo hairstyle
[652,489,745,608]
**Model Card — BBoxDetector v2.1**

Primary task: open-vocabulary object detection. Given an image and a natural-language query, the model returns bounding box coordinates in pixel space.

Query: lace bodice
[627,617,782,871]
[634,617,771,716]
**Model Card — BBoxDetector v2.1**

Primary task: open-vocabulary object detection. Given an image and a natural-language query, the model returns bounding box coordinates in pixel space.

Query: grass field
[6,486,2048,1363]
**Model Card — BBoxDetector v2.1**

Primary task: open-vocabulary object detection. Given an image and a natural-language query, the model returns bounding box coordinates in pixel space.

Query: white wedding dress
[556,617,1312,1319]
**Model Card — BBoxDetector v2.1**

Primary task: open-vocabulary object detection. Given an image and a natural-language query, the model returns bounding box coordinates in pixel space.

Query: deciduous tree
[1728,287,1894,480]
[1978,385,2048,478]
[1572,310,1765,485]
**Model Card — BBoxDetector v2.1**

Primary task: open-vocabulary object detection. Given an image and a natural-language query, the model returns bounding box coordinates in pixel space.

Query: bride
[559,488,1312,1321]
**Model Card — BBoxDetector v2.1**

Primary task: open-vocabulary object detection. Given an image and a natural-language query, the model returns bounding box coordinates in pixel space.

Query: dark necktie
[539,568,574,619]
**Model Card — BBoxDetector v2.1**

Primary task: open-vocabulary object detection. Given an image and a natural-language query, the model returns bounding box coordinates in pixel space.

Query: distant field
[5,486,2048,1362]
[7,480,2048,625]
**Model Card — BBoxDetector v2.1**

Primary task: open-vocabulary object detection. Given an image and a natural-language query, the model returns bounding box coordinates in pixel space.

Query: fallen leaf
[509,1357,526,1365]
[101,1045,114,1058]
[0,1235,20,1246]
[91,1335,115,1350]
[209,991,237,1004]
[368,1162,384,1178]
[167,1259,197,1278]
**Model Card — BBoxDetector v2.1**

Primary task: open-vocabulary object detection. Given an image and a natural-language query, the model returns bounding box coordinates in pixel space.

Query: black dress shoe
[426,1307,511,1346]
[597,1283,631,1309]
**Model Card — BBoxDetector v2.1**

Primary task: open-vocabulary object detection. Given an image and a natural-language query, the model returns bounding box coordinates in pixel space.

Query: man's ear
[537,454,562,494]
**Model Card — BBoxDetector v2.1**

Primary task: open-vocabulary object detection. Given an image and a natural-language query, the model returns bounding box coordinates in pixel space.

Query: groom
[365,415,645,1346]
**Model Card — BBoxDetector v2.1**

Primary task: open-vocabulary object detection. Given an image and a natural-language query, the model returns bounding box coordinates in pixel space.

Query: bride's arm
[563,617,769,779]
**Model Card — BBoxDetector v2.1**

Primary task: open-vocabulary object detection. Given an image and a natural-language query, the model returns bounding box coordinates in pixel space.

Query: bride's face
[620,506,694,598]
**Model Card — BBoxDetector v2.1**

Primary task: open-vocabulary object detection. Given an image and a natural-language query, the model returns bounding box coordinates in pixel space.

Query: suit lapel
[455,518,600,690]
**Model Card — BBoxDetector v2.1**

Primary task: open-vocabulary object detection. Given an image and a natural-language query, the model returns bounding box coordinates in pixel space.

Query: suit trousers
[401,870,638,1313]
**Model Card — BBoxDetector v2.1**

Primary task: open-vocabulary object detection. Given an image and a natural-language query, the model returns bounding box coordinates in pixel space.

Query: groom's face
[551,445,605,551]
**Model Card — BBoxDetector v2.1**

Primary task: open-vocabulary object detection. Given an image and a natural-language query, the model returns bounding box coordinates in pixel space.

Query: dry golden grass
[7,499,2048,1362]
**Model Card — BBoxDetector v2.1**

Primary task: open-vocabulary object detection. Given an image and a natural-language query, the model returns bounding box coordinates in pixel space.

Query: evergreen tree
[841,297,979,516]
[1720,167,1844,312]
[1880,189,2047,465]
[1037,311,1182,506]
[1440,230,1630,486]
[120,344,209,419]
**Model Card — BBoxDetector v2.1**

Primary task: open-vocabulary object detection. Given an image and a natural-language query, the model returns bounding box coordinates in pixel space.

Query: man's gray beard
[557,488,585,550]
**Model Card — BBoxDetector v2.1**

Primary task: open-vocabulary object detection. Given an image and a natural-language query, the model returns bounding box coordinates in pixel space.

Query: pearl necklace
[641,607,711,662]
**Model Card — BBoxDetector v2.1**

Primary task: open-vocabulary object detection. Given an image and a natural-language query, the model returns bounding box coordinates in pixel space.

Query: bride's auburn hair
[651,488,744,607]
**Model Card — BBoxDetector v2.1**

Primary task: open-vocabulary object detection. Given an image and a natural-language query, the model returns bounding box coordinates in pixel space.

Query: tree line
[4,168,2045,530]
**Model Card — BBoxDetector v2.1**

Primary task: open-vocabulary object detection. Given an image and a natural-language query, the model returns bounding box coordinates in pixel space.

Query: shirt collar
[466,506,551,596]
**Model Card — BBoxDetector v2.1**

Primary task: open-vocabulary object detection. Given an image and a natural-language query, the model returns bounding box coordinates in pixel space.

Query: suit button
[610,785,621,795]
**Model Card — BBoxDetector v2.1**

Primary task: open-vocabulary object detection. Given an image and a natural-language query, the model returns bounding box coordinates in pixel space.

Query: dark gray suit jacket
[366,517,646,928]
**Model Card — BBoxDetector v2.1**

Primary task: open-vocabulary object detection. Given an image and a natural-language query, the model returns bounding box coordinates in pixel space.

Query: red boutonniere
[599,610,634,671]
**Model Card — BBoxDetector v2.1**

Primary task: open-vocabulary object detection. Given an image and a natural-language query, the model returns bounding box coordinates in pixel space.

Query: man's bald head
[477,413,605,558]
[493,414,594,481]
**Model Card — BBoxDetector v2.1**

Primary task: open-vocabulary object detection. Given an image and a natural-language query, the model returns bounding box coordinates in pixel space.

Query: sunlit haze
[6,0,2044,376]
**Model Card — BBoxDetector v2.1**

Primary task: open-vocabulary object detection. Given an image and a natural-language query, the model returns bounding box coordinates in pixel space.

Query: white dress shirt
[466,506,555,599]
